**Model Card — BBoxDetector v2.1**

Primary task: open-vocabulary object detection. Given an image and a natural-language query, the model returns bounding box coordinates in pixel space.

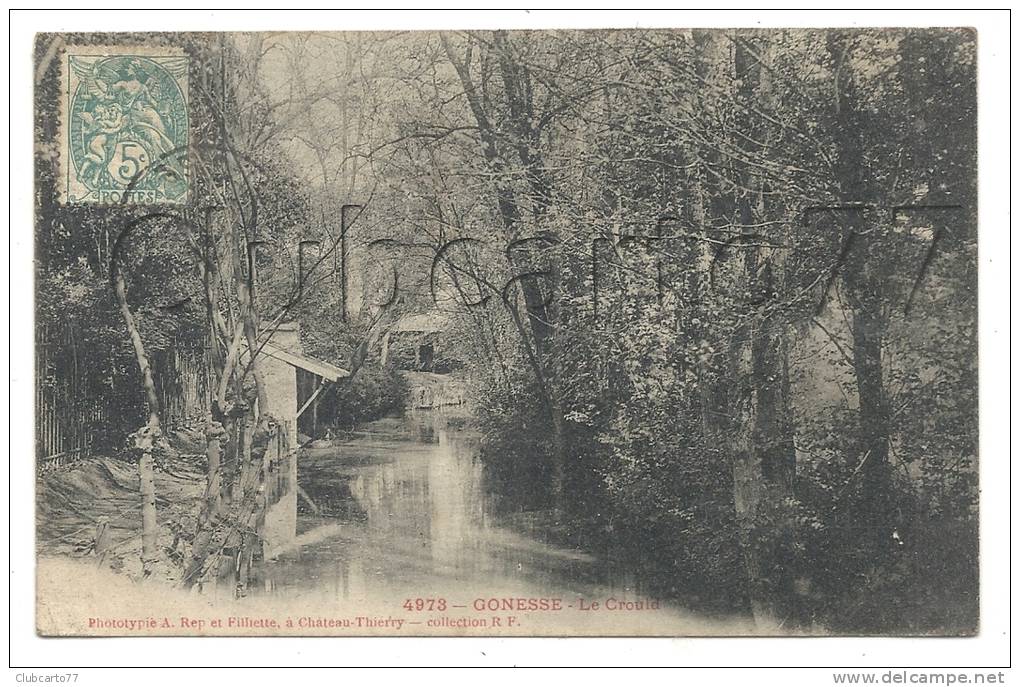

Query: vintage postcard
[33,26,979,638]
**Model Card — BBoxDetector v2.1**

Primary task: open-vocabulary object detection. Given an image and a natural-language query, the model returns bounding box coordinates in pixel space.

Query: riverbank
[36,429,206,582]
[35,413,767,637]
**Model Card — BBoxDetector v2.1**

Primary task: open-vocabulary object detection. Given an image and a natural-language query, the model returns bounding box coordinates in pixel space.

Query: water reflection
[254,412,751,633]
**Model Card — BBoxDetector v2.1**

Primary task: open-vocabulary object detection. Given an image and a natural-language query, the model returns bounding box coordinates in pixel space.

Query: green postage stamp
[59,46,189,204]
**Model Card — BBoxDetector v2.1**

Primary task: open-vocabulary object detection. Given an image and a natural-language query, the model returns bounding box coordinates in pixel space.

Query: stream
[255,411,754,635]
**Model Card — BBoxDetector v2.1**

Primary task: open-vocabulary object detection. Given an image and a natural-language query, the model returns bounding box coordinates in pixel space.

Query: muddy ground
[36,429,207,582]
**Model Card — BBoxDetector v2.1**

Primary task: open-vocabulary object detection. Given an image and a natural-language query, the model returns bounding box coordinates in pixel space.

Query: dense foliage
[35,29,977,631]
[378,29,978,633]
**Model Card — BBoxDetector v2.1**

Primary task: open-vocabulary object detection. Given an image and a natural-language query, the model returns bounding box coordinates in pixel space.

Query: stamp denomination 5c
[59,46,188,205]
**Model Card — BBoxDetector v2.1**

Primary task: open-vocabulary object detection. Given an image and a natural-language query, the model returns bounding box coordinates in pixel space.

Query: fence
[152,342,210,430]
[36,324,208,465]
[35,325,105,464]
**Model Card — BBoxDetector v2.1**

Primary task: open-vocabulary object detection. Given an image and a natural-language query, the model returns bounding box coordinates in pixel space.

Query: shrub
[331,364,409,428]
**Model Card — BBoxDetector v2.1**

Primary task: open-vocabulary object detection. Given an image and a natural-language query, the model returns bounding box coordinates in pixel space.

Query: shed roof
[260,342,350,381]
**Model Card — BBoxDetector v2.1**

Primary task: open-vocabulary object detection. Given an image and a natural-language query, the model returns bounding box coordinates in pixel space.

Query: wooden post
[94,517,111,567]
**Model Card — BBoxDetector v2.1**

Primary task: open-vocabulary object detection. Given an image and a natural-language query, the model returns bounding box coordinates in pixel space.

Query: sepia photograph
[15,9,1006,667]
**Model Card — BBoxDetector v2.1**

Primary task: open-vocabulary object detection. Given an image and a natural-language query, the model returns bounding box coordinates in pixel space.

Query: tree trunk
[181,417,275,590]
[828,32,894,542]
[717,314,797,628]
[112,261,163,577]
[441,32,567,499]
[200,421,225,528]
[138,447,158,574]
[694,32,800,628]
[847,271,893,535]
